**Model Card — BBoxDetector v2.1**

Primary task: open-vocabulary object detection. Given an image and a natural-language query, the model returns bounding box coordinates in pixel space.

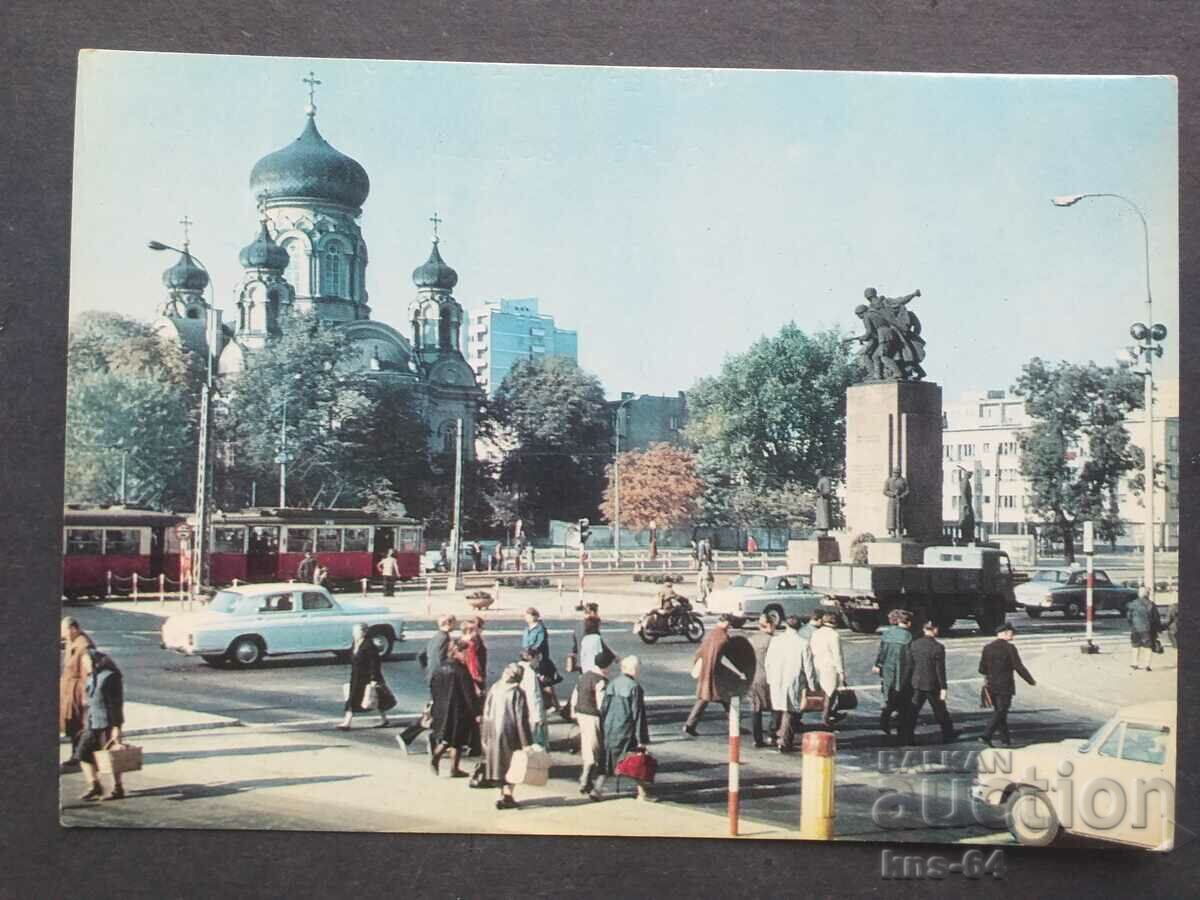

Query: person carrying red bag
[599,655,654,802]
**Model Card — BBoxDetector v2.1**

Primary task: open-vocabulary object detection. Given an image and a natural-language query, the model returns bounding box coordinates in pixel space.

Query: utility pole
[276,396,291,508]
[446,417,465,591]
[119,447,128,505]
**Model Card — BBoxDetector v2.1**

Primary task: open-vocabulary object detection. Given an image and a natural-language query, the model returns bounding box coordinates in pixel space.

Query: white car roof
[218,582,321,595]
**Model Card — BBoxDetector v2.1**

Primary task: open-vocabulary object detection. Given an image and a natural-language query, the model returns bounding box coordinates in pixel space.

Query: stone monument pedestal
[843,380,943,545]
[866,538,924,566]
[788,536,841,575]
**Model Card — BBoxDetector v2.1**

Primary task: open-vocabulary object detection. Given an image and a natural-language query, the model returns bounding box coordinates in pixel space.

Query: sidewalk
[60,702,241,743]
[60,709,791,839]
[1019,638,1179,715]
[96,582,669,623]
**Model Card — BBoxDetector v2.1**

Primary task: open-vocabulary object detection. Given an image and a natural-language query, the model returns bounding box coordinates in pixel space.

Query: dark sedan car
[1013,567,1138,618]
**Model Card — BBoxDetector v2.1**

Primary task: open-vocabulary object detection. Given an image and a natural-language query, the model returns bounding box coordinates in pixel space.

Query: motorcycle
[634,598,705,644]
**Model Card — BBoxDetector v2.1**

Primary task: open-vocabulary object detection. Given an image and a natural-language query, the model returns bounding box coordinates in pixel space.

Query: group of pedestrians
[59,617,128,801]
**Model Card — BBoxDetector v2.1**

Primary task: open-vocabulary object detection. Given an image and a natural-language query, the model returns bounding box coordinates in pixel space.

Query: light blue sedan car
[161,582,405,667]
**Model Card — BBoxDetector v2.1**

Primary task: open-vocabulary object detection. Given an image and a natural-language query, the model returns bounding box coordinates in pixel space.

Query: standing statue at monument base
[957,468,976,546]
[814,469,834,536]
[883,466,910,537]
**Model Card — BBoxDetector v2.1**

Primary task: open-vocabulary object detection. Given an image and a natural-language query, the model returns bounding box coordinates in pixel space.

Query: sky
[71,52,1179,401]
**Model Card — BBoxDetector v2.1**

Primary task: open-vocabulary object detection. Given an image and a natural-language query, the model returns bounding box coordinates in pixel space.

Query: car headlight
[1043,594,1055,607]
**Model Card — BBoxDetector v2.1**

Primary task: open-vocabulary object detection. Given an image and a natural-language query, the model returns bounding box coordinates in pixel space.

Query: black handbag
[375,682,397,712]
[833,688,858,711]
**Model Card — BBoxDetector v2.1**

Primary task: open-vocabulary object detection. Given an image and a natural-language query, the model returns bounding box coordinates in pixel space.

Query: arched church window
[321,244,348,298]
[284,241,303,293]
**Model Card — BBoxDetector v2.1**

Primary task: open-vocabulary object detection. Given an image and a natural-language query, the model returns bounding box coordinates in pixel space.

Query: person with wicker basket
[76,648,127,802]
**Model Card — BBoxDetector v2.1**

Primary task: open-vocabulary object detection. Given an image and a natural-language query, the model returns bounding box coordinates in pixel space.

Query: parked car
[705,571,835,627]
[422,540,502,574]
[972,700,1176,851]
[160,582,405,667]
[1014,567,1138,618]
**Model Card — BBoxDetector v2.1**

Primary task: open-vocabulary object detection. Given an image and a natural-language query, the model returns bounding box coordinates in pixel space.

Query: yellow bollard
[800,730,836,839]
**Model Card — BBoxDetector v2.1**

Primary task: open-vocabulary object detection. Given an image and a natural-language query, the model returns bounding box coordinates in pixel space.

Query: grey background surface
[1,1,1196,896]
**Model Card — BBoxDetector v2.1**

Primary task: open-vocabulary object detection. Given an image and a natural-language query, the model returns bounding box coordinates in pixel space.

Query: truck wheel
[847,613,879,634]
[763,605,784,628]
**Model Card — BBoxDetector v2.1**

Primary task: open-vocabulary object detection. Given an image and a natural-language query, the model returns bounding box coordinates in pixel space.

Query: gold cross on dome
[303,71,322,106]
[179,215,193,247]
[430,212,442,242]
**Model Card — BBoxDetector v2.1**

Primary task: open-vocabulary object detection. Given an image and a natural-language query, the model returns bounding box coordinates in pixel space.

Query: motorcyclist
[651,581,690,632]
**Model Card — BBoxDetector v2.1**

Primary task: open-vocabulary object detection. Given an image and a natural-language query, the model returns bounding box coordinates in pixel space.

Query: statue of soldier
[957,469,976,545]
[883,466,910,537]
[814,469,834,536]
[844,303,901,380]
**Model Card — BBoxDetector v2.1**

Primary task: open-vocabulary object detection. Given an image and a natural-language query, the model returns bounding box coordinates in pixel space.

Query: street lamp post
[148,239,217,596]
[613,397,634,567]
[1051,193,1167,599]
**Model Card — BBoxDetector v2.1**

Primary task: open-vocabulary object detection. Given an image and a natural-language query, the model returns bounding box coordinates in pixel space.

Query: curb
[60,717,243,744]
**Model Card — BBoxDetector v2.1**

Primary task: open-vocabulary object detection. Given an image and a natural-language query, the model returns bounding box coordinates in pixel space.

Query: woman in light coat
[482,663,534,810]
[809,612,847,725]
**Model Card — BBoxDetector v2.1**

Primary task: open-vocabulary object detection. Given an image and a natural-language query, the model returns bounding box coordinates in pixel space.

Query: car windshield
[1029,570,1063,583]
[1078,717,1118,754]
[208,590,241,613]
[731,575,767,589]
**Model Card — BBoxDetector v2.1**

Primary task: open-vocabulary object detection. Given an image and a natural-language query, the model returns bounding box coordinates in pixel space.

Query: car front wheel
[1064,601,1082,619]
[1007,785,1062,847]
[369,628,394,659]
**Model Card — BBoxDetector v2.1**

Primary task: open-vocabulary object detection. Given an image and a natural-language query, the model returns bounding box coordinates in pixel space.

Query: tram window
[286,528,316,553]
[249,527,279,553]
[398,527,421,551]
[213,527,245,553]
[343,528,370,551]
[316,528,342,552]
[103,529,141,555]
[66,529,102,555]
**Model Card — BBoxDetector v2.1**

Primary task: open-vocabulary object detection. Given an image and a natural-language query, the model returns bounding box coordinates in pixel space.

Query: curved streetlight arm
[1051,192,1152,319]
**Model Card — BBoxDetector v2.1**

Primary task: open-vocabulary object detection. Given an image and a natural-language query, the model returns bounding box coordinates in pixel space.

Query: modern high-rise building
[940,382,1179,549]
[465,298,578,396]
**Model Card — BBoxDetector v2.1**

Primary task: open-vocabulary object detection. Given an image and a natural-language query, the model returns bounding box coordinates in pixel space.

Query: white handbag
[690,656,704,679]
[361,681,380,710]
[506,744,551,786]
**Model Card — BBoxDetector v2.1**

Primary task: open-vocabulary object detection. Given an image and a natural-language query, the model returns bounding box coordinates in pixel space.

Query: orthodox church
[155,75,482,456]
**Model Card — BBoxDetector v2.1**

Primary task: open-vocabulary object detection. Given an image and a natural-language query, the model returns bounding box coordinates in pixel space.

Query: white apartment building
[941,379,1178,550]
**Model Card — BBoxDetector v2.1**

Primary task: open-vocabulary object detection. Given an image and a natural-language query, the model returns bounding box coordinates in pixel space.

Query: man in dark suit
[900,620,956,744]
[978,622,1035,747]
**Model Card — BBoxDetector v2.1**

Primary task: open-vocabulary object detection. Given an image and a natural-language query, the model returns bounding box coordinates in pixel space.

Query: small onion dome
[162,249,209,292]
[239,221,290,271]
[411,241,458,290]
[249,115,370,209]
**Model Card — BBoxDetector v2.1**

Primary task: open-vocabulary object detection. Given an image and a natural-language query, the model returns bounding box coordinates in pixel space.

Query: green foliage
[1012,358,1144,561]
[64,312,200,509]
[488,357,611,532]
[685,325,856,526]
[214,314,432,510]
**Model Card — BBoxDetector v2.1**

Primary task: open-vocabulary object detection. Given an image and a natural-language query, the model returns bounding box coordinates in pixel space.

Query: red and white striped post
[132,575,139,602]
[361,577,368,597]
[106,570,112,599]
[158,573,165,607]
[577,557,585,608]
[728,694,741,836]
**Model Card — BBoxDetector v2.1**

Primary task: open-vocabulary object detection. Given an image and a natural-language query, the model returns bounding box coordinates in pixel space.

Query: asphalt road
[68,605,1131,838]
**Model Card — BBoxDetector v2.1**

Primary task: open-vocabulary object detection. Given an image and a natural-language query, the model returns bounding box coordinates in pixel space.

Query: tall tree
[64,312,201,509]
[599,442,704,530]
[488,357,611,533]
[685,324,856,524]
[1012,358,1144,561]
[214,314,431,510]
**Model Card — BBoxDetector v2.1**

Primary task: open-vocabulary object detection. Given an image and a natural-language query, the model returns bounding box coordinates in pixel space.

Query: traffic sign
[715,635,757,702]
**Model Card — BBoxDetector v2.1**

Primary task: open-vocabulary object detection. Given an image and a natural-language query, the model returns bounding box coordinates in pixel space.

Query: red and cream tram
[62,506,185,599]
[196,507,423,587]
[63,506,423,596]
